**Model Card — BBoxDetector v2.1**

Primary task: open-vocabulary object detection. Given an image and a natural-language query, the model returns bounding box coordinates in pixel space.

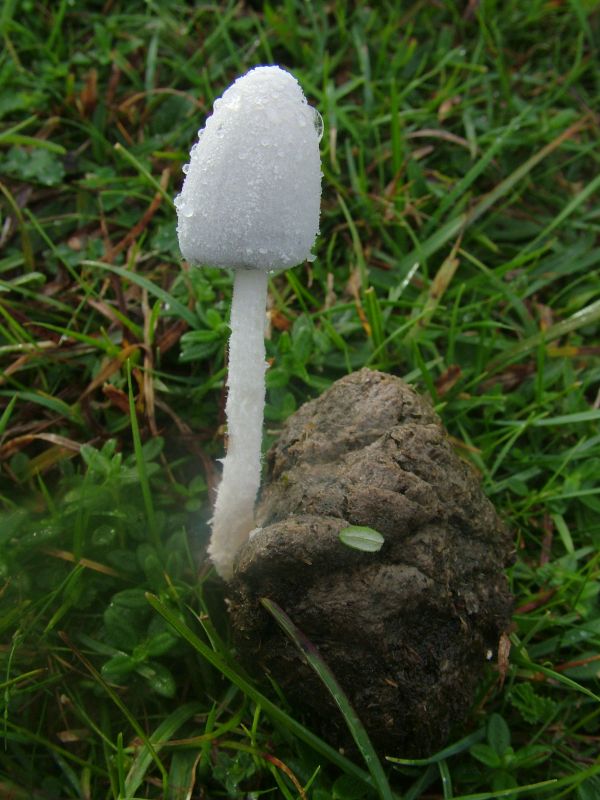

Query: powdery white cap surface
[176,65,322,271]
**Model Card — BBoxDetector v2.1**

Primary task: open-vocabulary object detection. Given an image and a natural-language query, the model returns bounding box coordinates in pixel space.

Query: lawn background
[1,1,599,798]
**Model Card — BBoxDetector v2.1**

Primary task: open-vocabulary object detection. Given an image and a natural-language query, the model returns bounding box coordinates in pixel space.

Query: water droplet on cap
[312,108,324,141]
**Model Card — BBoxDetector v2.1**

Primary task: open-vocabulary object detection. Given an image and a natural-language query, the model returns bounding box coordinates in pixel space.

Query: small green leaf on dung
[339,526,384,552]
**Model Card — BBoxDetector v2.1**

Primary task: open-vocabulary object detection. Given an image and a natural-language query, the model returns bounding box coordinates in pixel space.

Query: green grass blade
[337,192,368,289]
[126,360,159,551]
[498,409,600,428]
[261,597,396,800]
[487,298,600,372]
[167,750,203,800]
[0,390,79,422]
[145,593,380,792]
[124,703,202,799]
[0,394,17,436]
[387,728,486,767]
[2,719,106,775]
[440,780,557,800]
[518,659,600,704]
[0,134,66,153]
[363,286,388,366]
[114,142,174,205]
[424,113,527,235]
[59,632,167,786]
[395,116,590,277]
[0,180,34,269]
[83,261,198,327]
[529,171,600,250]
[0,115,38,139]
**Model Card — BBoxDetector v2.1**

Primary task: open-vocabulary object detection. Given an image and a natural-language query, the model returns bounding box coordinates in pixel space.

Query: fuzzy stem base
[208,268,269,580]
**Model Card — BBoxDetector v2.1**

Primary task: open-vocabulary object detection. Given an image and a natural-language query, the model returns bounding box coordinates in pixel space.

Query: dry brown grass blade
[80,342,143,399]
[85,297,128,328]
[155,319,188,355]
[263,753,308,800]
[102,383,130,414]
[435,364,462,396]
[117,87,200,113]
[0,344,59,385]
[554,654,600,673]
[406,234,463,340]
[0,432,81,460]
[23,445,78,478]
[42,547,128,579]
[406,127,475,153]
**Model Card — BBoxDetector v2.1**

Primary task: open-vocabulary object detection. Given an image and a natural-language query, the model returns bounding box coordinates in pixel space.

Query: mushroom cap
[176,66,322,271]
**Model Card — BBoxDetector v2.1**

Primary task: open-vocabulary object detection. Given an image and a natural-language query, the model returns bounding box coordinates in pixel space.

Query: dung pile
[229,369,513,756]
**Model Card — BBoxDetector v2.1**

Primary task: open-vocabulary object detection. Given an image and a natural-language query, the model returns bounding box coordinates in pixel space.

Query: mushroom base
[228,369,513,757]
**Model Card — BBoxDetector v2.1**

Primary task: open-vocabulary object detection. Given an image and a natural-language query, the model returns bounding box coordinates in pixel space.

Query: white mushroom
[175,65,322,579]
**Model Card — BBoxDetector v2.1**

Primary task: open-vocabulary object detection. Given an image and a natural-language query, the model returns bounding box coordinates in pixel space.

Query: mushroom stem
[208,267,269,580]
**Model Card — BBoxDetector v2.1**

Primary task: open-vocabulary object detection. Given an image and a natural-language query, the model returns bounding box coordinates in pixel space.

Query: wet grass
[1,1,599,797]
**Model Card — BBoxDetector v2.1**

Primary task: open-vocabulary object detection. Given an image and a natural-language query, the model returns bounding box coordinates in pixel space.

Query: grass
[1,0,599,797]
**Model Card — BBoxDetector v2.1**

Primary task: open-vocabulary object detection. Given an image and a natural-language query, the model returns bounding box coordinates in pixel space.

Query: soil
[228,368,514,757]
